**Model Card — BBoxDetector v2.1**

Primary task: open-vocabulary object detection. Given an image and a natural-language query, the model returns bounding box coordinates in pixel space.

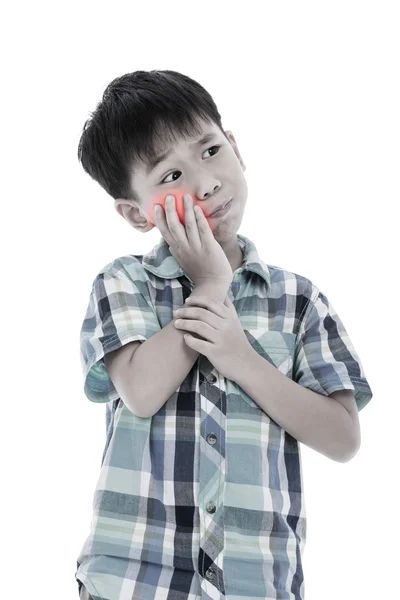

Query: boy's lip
[208,198,232,217]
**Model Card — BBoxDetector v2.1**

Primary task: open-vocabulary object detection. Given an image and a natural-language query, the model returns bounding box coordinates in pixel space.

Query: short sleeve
[293,286,373,412]
[80,259,161,403]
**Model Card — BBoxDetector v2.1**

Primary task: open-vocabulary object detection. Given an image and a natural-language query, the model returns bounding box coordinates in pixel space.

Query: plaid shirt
[75,233,373,600]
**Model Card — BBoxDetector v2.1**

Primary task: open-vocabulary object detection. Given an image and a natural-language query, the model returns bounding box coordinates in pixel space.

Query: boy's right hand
[153,193,233,287]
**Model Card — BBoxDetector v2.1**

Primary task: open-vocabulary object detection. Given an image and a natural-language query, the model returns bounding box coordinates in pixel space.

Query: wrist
[190,280,232,303]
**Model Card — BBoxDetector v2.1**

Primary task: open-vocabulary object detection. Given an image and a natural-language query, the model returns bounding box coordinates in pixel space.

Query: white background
[2,1,398,598]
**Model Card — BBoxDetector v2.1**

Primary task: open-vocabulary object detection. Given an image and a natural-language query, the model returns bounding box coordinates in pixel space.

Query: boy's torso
[75,233,372,600]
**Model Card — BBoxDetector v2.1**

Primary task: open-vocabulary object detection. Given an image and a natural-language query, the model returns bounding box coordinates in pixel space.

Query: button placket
[206,567,216,581]
[201,366,221,587]
[206,501,216,514]
[206,433,217,445]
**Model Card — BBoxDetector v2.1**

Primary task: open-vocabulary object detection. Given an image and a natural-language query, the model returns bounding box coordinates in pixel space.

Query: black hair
[77,70,228,204]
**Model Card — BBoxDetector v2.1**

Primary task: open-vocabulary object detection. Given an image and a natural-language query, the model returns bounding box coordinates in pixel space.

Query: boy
[75,70,373,600]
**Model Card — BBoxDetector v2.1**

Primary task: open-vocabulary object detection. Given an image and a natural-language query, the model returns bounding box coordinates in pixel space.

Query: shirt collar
[140,233,271,293]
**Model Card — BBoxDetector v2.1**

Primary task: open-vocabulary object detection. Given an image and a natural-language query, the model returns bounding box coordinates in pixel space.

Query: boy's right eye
[161,171,181,185]
[160,145,221,184]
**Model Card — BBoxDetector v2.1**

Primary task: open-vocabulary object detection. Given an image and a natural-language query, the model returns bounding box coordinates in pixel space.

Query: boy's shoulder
[97,253,143,274]
[239,233,318,298]
[91,253,148,285]
[92,236,175,283]
[262,259,319,304]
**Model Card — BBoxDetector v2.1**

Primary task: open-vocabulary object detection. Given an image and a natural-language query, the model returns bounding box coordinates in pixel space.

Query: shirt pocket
[240,329,298,409]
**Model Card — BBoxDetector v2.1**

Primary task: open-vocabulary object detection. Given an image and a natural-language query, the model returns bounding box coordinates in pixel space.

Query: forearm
[234,345,356,462]
[127,280,232,418]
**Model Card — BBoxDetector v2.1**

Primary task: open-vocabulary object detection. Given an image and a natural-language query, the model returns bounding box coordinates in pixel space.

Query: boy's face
[114,119,248,243]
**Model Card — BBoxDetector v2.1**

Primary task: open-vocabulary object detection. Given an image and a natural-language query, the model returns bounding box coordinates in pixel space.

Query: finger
[183,194,201,248]
[154,204,176,249]
[165,196,189,247]
[175,306,220,328]
[183,332,207,351]
[192,203,216,246]
[185,296,226,317]
[174,318,218,342]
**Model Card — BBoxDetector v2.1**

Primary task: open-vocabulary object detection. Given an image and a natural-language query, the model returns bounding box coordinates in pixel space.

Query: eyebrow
[146,133,217,175]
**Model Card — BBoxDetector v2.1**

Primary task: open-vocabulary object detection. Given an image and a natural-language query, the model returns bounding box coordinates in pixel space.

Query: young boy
[75,70,373,600]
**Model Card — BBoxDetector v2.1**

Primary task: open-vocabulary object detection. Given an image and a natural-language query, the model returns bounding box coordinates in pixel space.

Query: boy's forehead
[157,115,220,148]
[155,122,216,152]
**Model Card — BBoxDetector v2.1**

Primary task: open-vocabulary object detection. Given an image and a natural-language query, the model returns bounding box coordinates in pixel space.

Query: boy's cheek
[150,189,198,225]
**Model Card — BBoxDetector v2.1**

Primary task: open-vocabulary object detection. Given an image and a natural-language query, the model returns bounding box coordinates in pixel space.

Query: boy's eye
[160,145,221,184]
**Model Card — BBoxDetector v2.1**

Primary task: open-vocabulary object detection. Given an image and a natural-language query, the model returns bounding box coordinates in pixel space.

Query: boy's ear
[114,199,156,233]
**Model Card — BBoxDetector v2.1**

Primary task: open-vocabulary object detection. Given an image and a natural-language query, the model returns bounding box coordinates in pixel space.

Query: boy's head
[77,69,247,242]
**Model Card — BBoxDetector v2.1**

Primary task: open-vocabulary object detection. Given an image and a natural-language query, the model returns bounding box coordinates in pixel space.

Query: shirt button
[206,501,216,514]
[208,373,217,383]
[206,433,217,446]
[206,567,215,581]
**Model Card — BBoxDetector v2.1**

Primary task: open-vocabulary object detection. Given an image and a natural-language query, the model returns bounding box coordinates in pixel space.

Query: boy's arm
[119,280,231,418]
[234,347,360,462]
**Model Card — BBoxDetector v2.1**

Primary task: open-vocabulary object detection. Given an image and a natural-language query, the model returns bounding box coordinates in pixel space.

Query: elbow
[127,406,152,419]
[131,396,156,419]
[337,437,361,463]
[122,396,152,419]
[129,407,151,419]
[336,409,361,463]
[136,407,154,419]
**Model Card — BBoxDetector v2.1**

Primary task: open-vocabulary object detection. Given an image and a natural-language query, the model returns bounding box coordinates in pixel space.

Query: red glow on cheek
[150,188,216,232]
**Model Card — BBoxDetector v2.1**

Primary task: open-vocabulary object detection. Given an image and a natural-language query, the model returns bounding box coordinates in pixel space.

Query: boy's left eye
[160,145,221,184]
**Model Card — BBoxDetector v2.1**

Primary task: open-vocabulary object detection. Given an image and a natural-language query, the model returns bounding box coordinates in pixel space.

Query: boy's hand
[154,194,233,286]
[172,294,251,381]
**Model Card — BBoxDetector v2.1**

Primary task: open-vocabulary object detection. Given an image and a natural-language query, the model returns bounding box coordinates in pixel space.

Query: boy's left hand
[173,294,252,381]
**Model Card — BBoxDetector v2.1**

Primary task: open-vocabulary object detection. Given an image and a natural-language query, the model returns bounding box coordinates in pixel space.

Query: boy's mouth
[209,198,232,218]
